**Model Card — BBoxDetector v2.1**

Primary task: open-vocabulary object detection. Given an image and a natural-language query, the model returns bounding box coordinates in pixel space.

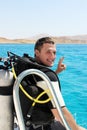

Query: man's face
[35,43,56,67]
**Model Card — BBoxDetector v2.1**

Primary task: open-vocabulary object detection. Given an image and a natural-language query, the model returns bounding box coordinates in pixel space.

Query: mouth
[47,59,54,65]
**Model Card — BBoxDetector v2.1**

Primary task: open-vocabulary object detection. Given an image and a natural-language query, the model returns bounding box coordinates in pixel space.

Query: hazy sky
[0,0,87,39]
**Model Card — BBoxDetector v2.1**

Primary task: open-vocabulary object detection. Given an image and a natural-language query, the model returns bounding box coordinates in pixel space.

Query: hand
[55,57,66,74]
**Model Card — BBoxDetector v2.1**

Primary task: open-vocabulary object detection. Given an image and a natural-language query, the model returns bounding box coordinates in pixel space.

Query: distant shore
[0,37,35,44]
[0,35,87,44]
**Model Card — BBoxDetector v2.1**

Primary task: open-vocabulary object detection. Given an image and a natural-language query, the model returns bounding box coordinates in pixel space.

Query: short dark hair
[34,37,55,51]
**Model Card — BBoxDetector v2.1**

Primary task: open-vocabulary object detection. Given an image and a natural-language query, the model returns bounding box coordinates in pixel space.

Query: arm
[51,108,64,125]
[51,107,86,130]
[62,107,86,130]
[55,57,66,74]
[50,82,85,130]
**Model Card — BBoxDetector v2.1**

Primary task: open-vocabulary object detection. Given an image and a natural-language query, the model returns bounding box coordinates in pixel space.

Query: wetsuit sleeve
[51,81,65,108]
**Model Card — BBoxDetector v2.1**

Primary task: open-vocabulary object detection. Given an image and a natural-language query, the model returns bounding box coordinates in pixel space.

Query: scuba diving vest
[14,53,61,125]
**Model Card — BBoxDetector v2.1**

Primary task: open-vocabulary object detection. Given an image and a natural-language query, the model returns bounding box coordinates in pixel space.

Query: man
[29,37,85,130]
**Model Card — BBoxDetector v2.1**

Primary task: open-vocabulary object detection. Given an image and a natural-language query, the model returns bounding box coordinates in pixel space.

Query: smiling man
[30,37,86,130]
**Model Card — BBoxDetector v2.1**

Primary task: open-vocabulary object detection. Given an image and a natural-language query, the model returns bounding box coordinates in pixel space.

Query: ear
[35,49,40,56]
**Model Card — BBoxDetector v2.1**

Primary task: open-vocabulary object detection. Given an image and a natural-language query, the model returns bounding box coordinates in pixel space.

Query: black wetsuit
[14,54,66,130]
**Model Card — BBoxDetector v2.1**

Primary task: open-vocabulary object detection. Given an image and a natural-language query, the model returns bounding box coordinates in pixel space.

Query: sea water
[0,43,87,129]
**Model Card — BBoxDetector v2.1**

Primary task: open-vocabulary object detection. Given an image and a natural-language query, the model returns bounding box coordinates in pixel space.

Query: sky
[0,0,87,39]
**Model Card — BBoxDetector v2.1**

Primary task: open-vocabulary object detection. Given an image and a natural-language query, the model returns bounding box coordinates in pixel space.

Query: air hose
[12,67,52,105]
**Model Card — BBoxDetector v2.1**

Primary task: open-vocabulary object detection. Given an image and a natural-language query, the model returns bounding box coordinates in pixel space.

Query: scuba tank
[0,58,14,130]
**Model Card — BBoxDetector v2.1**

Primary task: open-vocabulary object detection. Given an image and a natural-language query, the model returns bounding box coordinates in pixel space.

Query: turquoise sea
[0,43,87,129]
